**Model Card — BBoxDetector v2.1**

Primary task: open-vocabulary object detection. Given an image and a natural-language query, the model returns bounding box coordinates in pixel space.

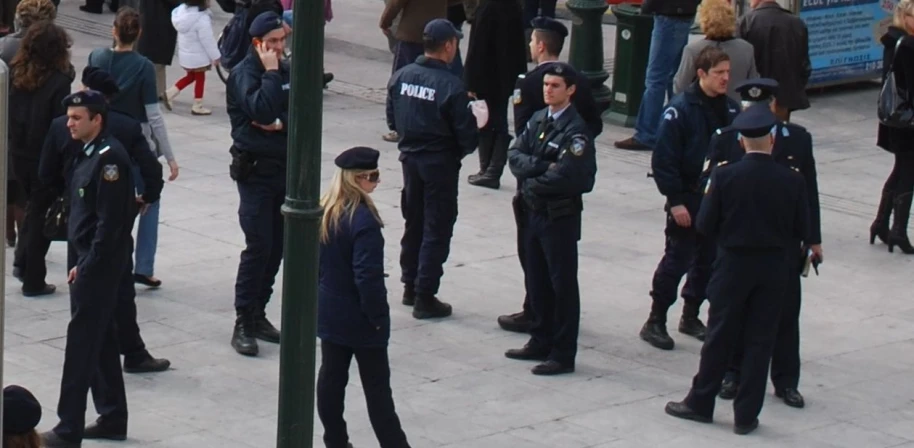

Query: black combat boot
[888,192,914,254]
[123,350,171,374]
[470,133,508,189]
[254,310,281,343]
[402,283,416,306]
[870,189,894,245]
[678,302,707,341]
[412,294,452,319]
[469,130,495,184]
[640,314,675,350]
[231,309,259,356]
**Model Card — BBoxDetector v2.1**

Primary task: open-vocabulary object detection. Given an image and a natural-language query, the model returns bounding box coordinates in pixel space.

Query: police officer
[497,15,602,333]
[42,90,135,448]
[387,18,478,319]
[664,104,809,435]
[703,78,821,409]
[226,11,290,356]
[504,63,597,376]
[39,66,171,375]
[641,46,739,351]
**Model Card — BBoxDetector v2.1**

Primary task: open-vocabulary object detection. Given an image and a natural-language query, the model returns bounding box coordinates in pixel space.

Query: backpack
[218,8,250,71]
[878,38,914,129]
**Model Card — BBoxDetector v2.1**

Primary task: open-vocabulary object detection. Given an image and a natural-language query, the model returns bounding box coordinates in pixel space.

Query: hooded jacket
[172,4,221,70]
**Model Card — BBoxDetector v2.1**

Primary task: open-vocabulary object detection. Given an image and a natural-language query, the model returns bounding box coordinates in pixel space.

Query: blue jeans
[633,15,692,148]
[132,165,159,277]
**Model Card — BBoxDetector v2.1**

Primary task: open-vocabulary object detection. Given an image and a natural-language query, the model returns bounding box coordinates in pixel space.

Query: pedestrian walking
[504,62,597,376]
[163,0,222,115]
[664,103,809,435]
[88,7,180,288]
[738,0,811,122]
[137,0,180,97]
[871,0,914,254]
[316,146,412,448]
[42,90,135,448]
[226,11,289,356]
[386,18,478,319]
[640,46,738,351]
[4,385,42,448]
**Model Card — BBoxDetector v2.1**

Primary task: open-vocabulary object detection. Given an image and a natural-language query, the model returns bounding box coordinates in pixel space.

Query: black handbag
[44,197,69,242]
[878,38,914,128]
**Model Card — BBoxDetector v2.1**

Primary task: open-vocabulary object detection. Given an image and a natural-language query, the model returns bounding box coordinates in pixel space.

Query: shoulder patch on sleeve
[103,164,120,182]
[662,107,679,121]
[568,134,588,156]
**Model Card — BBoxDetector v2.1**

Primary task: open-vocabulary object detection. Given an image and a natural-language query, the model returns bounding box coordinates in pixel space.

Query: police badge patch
[103,164,119,182]
[570,136,586,156]
[513,88,522,105]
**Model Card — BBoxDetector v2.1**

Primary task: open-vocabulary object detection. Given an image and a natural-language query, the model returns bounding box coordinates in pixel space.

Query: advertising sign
[800,0,895,86]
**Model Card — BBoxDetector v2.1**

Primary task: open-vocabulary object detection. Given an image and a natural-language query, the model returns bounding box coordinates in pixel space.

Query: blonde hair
[319,169,383,243]
[699,0,737,40]
[895,0,914,32]
[14,0,56,30]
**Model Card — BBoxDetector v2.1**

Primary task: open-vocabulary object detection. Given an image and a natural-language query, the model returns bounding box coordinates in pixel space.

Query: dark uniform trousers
[524,207,581,365]
[684,249,789,424]
[650,196,715,319]
[12,155,55,291]
[399,151,460,296]
[234,170,286,313]
[512,194,533,316]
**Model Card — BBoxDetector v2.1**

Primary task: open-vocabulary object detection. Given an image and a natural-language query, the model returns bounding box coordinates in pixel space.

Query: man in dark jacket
[642,46,739,351]
[226,11,290,357]
[614,0,700,150]
[387,19,478,320]
[137,0,180,96]
[463,0,526,189]
[738,0,811,121]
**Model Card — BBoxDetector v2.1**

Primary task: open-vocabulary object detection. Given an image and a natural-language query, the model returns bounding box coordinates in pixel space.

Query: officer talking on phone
[226,10,290,357]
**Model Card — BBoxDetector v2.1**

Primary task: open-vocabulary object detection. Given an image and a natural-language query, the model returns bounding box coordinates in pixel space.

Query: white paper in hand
[470,100,489,128]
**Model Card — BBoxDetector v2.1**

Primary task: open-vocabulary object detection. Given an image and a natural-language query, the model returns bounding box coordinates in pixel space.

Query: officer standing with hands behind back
[387,18,478,320]
[226,11,290,357]
[504,62,597,376]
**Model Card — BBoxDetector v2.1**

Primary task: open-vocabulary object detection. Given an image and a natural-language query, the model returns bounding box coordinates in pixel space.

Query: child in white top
[165,0,221,115]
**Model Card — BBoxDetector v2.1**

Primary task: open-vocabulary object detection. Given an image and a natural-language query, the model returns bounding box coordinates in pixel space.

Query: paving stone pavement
[3,1,914,447]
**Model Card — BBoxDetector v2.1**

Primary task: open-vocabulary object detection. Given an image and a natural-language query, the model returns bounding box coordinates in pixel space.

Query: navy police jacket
[386,56,478,158]
[701,122,821,244]
[227,50,290,162]
[513,62,603,139]
[69,136,136,279]
[508,105,597,211]
[318,203,390,348]
[651,83,738,212]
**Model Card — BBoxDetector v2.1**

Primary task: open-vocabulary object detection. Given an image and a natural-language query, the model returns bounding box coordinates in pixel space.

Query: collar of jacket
[416,55,450,70]
[685,81,707,105]
[542,103,578,132]
[756,1,789,12]
[743,152,774,162]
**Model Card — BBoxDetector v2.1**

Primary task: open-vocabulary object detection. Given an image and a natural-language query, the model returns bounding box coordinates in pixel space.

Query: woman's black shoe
[134,274,162,287]
[323,72,334,88]
[888,192,914,254]
[870,189,894,244]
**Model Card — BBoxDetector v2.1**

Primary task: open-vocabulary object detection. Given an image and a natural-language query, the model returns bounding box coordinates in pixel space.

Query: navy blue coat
[318,203,390,348]
[226,50,290,162]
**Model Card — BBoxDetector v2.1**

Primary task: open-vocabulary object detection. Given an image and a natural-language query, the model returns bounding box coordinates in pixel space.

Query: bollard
[566,0,612,115]
[0,61,9,436]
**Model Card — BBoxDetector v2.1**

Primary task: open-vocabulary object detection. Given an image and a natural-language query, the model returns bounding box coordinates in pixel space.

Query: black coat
[738,2,811,111]
[137,0,180,65]
[877,27,914,154]
[463,0,526,102]
[9,70,72,161]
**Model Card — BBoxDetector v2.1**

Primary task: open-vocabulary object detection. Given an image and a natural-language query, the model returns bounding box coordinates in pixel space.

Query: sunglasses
[359,171,380,183]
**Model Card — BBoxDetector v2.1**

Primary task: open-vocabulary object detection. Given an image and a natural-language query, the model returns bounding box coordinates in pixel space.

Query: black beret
[249,11,284,38]
[733,78,778,103]
[81,66,120,96]
[531,16,568,38]
[728,103,777,138]
[3,385,41,435]
[543,62,578,86]
[334,146,380,171]
[62,90,107,109]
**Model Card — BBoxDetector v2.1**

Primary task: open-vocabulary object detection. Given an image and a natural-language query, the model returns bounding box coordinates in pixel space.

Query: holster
[229,146,257,182]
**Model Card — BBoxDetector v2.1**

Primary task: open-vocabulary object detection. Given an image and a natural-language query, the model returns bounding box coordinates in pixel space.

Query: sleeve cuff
[667,194,684,207]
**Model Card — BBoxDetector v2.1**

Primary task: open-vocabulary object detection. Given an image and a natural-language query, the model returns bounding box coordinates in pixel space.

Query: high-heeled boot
[888,192,914,254]
[870,189,894,245]
[469,130,495,184]
[469,133,510,189]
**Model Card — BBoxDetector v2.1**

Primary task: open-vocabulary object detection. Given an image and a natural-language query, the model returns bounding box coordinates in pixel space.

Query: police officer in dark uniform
[641,46,739,351]
[42,91,135,448]
[664,104,809,435]
[387,18,478,320]
[702,78,821,409]
[504,63,597,376]
[497,16,602,333]
[226,11,290,356]
[39,67,172,375]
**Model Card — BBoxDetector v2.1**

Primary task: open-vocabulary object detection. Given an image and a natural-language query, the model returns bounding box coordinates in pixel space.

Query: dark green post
[566,0,612,114]
[277,0,324,445]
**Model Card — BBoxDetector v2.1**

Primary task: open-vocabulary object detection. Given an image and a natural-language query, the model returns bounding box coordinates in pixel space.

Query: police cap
[728,103,777,138]
[423,18,463,43]
[62,90,107,109]
[531,16,568,38]
[249,11,284,38]
[81,66,119,96]
[335,146,380,171]
[3,385,41,435]
[733,78,778,103]
[543,62,577,87]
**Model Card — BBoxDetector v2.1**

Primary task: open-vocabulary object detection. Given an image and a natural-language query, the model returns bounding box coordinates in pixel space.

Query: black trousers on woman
[12,156,54,293]
[317,340,410,448]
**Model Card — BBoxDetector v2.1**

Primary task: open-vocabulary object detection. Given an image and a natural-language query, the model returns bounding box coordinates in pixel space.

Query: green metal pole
[566,0,612,114]
[277,0,324,445]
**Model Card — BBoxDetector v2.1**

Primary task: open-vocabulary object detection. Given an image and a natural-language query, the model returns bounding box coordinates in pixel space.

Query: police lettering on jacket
[399,82,436,101]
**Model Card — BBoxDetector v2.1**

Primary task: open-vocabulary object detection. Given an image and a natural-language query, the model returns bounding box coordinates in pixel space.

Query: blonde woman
[673,0,758,101]
[316,147,411,448]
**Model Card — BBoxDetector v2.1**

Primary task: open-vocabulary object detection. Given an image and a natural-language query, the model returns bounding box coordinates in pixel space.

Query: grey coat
[673,37,759,102]
[0,31,22,66]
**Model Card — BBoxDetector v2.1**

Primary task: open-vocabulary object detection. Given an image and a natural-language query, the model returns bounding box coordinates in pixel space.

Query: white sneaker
[191,100,211,116]
[161,86,179,111]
